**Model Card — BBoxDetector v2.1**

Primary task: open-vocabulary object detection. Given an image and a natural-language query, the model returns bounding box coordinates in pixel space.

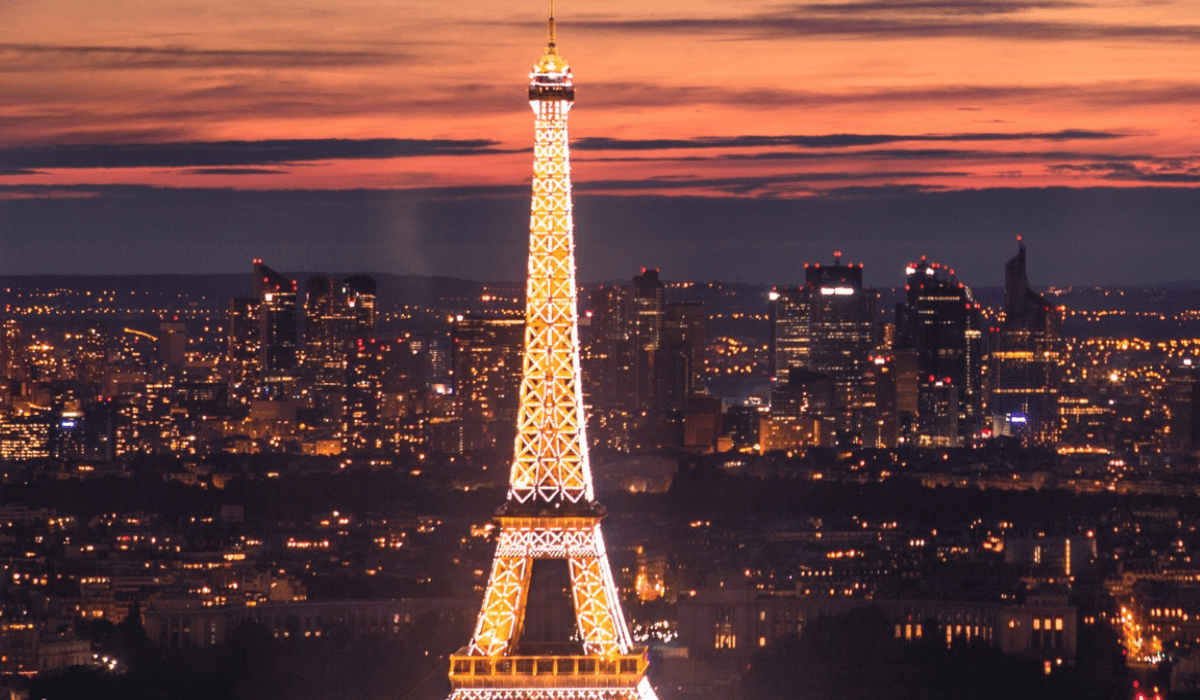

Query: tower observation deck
[446,6,659,700]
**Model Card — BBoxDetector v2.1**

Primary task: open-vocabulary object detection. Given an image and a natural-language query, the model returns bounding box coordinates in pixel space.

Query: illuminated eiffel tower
[447,6,658,700]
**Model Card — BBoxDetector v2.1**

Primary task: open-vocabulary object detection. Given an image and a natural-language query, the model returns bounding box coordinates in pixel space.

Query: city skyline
[3,1,1200,285]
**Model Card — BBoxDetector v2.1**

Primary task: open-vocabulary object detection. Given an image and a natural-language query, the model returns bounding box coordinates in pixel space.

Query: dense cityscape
[5,1,1200,699]
[3,241,1200,698]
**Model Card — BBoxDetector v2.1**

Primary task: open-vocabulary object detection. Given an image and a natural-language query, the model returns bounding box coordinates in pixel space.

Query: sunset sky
[2,0,1200,286]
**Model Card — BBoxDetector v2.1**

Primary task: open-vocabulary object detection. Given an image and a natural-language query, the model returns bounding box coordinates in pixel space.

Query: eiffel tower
[447,6,659,700]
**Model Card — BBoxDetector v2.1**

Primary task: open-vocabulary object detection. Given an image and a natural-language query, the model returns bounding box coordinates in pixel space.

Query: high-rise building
[895,258,983,447]
[769,253,877,445]
[0,414,52,460]
[584,270,706,451]
[343,275,378,334]
[862,354,899,448]
[253,260,298,394]
[1163,357,1200,453]
[226,297,260,404]
[452,315,525,452]
[345,336,426,452]
[583,285,635,452]
[659,301,706,416]
[989,238,1061,445]
[447,11,658,700]
[2,318,29,384]
[630,268,665,447]
[159,322,187,369]
[305,276,357,388]
[78,322,108,388]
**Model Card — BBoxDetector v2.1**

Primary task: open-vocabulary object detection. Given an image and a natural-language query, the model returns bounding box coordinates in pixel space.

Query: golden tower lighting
[446,6,660,700]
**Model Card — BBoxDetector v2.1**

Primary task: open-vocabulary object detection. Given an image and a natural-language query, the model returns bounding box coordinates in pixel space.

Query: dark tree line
[32,610,470,700]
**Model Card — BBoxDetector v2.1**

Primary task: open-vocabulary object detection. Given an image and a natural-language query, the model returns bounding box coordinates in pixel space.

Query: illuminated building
[253,260,298,393]
[448,11,659,700]
[346,337,426,452]
[631,269,665,448]
[0,414,52,460]
[452,316,525,452]
[52,392,115,462]
[862,354,899,448]
[659,302,707,425]
[0,623,93,675]
[989,239,1061,445]
[769,253,877,445]
[343,275,378,334]
[159,321,186,369]
[895,258,983,447]
[584,285,635,452]
[1,317,29,384]
[1165,357,1200,453]
[584,271,706,451]
[1004,533,1096,577]
[305,275,357,388]
[679,587,1077,667]
[1057,392,1111,453]
[226,297,260,403]
[78,322,108,387]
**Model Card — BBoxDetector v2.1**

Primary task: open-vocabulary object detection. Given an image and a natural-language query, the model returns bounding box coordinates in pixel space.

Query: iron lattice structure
[448,10,658,700]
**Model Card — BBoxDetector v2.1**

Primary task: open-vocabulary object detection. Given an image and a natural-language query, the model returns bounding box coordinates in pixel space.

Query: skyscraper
[630,269,664,447]
[769,253,877,445]
[895,258,983,447]
[304,275,356,388]
[989,238,1061,444]
[343,275,378,334]
[226,297,260,404]
[1,318,29,384]
[345,336,426,452]
[659,301,706,417]
[78,322,108,388]
[584,270,706,451]
[584,284,635,452]
[253,260,298,394]
[452,315,525,452]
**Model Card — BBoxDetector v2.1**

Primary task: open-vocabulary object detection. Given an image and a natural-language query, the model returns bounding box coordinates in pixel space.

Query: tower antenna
[548,0,557,50]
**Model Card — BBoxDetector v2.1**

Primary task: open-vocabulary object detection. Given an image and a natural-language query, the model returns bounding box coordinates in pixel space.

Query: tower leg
[471,556,532,656]
[569,550,630,657]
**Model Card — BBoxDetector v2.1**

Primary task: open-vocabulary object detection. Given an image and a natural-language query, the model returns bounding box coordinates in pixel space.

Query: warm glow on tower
[509,0,588,507]
[447,7,659,700]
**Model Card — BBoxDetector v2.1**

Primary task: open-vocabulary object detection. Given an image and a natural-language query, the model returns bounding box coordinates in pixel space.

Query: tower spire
[548,0,557,50]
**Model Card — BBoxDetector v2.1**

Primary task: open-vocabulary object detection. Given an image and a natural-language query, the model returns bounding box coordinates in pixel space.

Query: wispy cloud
[576,170,961,196]
[183,167,293,175]
[1048,158,1200,182]
[0,138,510,170]
[0,43,407,71]
[584,80,1200,111]
[574,129,1124,152]
[568,10,1200,42]
[792,0,1091,16]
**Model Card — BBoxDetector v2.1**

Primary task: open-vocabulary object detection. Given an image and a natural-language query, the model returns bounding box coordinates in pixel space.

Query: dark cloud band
[574,130,1124,151]
[0,138,509,170]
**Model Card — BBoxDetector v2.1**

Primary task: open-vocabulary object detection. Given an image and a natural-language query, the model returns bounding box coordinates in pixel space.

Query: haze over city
[3,0,1200,285]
